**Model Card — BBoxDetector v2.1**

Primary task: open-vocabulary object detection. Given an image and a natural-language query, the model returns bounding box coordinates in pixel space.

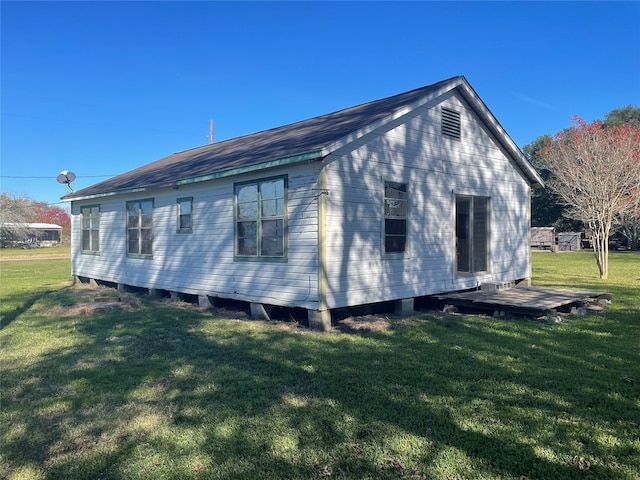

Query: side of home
[66,76,543,329]
[70,160,324,310]
[321,89,531,312]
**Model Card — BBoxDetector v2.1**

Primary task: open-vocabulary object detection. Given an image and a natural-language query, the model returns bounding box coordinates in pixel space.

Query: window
[235,176,286,260]
[384,182,407,253]
[442,107,461,140]
[126,199,153,256]
[177,197,193,233]
[456,196,489,273]
[81,205,100,253]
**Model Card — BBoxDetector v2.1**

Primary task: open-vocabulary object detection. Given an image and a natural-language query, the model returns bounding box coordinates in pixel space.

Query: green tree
[603,105,640,128]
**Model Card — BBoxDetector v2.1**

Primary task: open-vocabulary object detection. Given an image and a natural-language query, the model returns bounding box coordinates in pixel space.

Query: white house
[63,76,544,330]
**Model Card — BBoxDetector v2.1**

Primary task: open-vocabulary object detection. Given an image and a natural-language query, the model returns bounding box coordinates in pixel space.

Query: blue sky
[2,1,639,207]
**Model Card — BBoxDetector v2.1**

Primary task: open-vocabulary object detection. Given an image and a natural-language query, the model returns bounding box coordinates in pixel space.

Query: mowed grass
[0,245,70,259]
[1,252,639,479]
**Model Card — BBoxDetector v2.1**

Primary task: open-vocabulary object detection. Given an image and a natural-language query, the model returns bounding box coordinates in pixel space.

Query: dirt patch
[43,284,141,317]
[42,284,406,334]
[335,314,395,333]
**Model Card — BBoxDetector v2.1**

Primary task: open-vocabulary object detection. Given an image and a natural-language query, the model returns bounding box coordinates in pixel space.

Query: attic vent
[441,107,461,140]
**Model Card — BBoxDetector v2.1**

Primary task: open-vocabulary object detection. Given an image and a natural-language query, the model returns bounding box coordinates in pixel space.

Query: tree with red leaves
[33,201,71,242]
[544,116,640,279]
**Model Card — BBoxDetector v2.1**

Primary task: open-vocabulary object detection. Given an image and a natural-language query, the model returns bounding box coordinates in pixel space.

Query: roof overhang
[64,150,324,202]
[175,150,323,186]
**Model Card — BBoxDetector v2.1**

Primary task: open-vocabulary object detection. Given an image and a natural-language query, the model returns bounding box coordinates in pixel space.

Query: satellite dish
[57,170,76,191]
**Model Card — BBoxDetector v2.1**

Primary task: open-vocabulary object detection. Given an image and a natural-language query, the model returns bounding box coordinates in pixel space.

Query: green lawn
[0,245,70,259]
[1,252,639,479]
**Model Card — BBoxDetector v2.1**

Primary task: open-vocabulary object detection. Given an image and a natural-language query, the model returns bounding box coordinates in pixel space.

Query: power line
[1,175,115,179]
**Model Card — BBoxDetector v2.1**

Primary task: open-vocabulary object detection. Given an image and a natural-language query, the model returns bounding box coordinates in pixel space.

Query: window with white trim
[235,176,286,260]
[126,199,153,256]
[384,182,407,253]
[81,205,100,253]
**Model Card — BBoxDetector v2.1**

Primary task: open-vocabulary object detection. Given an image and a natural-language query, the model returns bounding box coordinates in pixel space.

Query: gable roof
[63,76,543,201]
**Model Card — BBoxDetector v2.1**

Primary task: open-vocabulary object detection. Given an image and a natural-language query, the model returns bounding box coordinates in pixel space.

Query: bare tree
[0,192,38,245]
[544,116,640,279]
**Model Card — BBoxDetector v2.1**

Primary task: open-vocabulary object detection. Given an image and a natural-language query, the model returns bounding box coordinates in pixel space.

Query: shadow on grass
[2,291,639,479]
[0,292,47,331]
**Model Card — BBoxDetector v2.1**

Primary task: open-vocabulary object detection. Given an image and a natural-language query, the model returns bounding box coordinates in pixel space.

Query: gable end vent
[441,107,461,140]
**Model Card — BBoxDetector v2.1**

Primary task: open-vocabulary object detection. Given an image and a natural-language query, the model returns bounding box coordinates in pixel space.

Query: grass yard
[0,245,70,260]
[1,252,639,479]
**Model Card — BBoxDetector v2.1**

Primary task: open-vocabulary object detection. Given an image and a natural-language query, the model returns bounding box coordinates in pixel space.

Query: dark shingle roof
[63,76,542,201]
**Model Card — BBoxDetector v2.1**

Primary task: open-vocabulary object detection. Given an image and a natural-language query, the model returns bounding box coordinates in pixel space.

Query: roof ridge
[171,76,465,156]
[64,76,490,201]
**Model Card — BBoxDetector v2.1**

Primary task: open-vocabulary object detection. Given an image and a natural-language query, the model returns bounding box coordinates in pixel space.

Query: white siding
[323,92,531,309]
[70,90,534,313]
[71,162,323,310]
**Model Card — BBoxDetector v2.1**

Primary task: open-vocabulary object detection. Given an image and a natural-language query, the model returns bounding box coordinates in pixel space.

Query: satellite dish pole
[56,170,76,192]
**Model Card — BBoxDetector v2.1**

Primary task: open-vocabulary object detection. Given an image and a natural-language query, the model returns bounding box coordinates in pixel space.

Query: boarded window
[442,107,461,140]
[384,182,407,253]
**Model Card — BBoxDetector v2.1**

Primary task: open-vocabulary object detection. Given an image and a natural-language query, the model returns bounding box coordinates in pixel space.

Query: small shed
[530,227,556,250]
[62,76,544,330]
[558,232,582,251]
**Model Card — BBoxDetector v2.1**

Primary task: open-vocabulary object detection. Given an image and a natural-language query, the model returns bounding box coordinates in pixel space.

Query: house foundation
[198,295,213,308]
[395,298,415,316]
[308,309,331,331]
[250,303,271,321]
[148,288,163,299]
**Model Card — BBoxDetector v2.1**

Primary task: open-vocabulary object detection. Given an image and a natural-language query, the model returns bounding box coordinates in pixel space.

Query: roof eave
[64,150,324,203]
[176,150,323,187]
[62,187,149,203]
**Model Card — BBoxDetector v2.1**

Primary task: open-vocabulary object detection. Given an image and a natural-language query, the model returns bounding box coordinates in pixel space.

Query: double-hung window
[81,205,100,253]
[177,197,193,233]
[384,182,407,253]
[127,199,153,257]
[235,176,286,260]
[455,195,489,273]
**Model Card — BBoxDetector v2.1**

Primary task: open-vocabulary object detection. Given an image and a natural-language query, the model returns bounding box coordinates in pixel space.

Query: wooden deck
[437,286,612,317]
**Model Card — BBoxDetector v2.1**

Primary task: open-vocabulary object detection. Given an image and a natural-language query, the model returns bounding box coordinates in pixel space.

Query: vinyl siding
[70,90,533,313]
[71,162,323,309]
[323,92,531,309]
